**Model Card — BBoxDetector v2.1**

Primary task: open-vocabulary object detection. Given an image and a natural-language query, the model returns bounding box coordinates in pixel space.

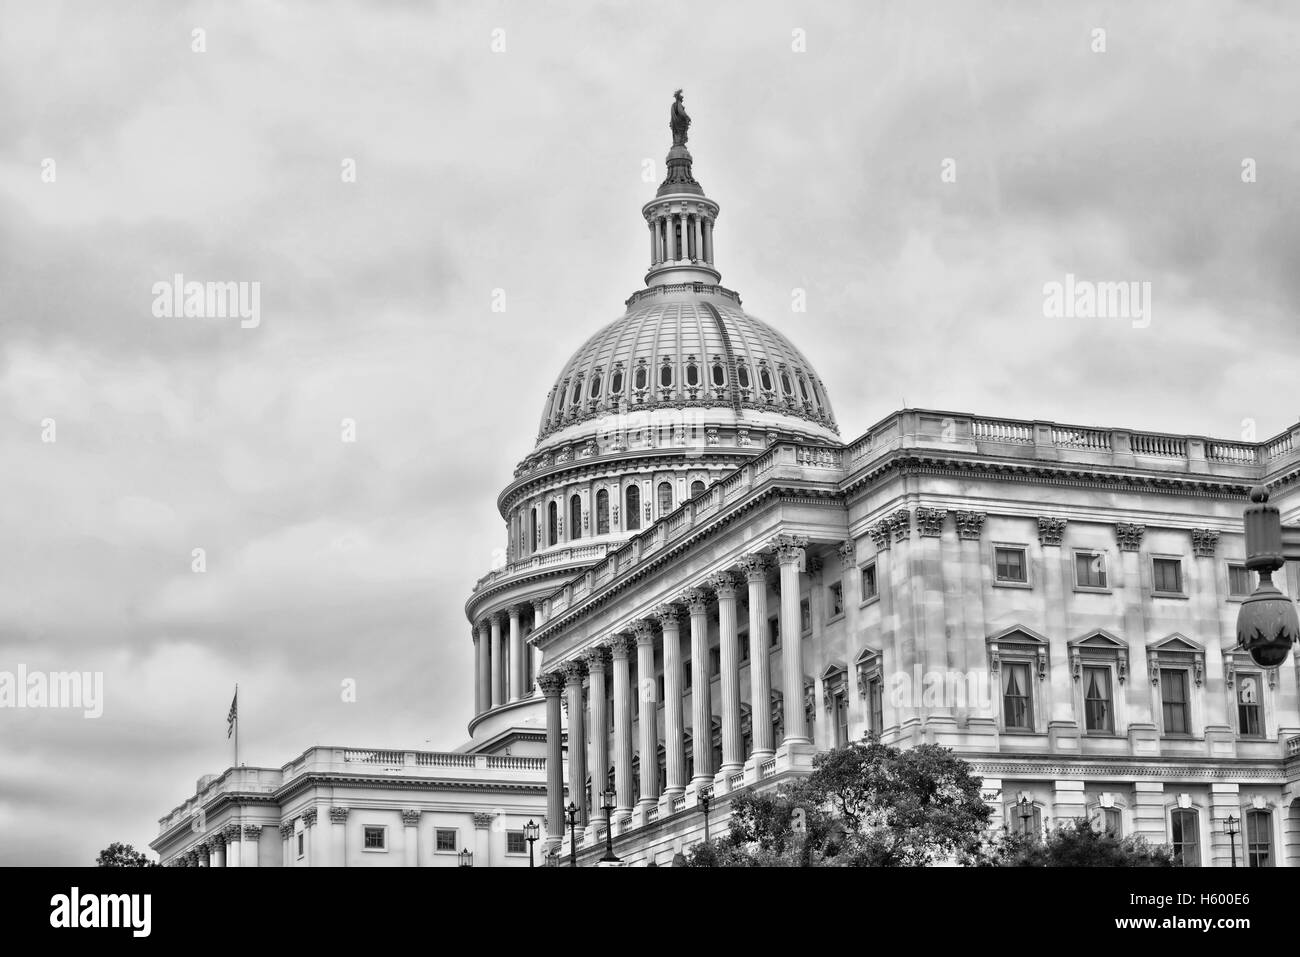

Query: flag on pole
[227,687,238,739]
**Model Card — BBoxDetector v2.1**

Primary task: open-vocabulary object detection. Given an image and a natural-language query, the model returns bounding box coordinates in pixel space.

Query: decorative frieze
[1191,528,1220,558]
[954,511,986,541]
[1115,522,1145,551]
[1037,517,1067,547]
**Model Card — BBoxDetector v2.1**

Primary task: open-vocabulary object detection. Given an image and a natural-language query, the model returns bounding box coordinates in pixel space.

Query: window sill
[362,848,388,853]
[993,579,1031,589]
[1073,586,1112,595]
[1000,728,1043,736]
[1082,730,1121,737]
[825,613,845,625]
[859,595,880,608]
[1152,592,1188,600]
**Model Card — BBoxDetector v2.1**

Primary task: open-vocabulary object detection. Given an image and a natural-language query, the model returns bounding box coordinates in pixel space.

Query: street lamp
[458,848,474,868]
[1018,797,1035,839]
[1236,487,1300,667]
[524,819,540,868]
[1223,815,1240,868]
[699,784,713,844]
[599,790,621,863]
[565,800,579,867]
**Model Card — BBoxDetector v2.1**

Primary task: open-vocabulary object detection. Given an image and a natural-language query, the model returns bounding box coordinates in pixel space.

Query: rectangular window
[800,598,811,633]
[1153,557,1183,594]
[684,666,692,691]
[828,582,844,617]
[994,546,1027,583]
[1083,665,1113,732]
[768,616,780,648]
[363,826,386,850]
[869,677,884,733]
[1160,669,1190,734]
[1170,809,1200,866]
[435,828,457,852]
[1100,807,1122,836]
[1002,662,1033,730]
[861,562,878,600]
[297,832,304,857]
[709,647,720,677]
[739,631,750,662]
[1237,673,1263,736]
[1246,810,1272,867]
[506,830,527,855]
[1228,564,1254,597]
[1075,551,1107,589]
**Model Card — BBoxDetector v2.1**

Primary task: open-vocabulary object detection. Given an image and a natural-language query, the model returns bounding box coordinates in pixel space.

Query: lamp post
[524,819,540,868]
[565,800,578,868]
[458,848,474,868]
[1018,797,1034,839]
[599,790,621,863]
[1235,487,1300,667]
[1224,814,1240,868]
[699,784,713,844]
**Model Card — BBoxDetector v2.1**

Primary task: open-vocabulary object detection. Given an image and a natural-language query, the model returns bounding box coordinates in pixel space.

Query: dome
[536,284,838,447]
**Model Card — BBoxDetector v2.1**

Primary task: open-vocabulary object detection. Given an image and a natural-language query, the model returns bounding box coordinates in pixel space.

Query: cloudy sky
[2,0,1298,865]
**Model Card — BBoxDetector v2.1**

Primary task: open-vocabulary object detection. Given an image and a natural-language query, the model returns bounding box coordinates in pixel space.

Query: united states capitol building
[155,96,1300,867]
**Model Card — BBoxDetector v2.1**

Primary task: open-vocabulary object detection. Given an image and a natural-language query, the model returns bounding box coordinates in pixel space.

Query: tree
[685,735,991,867]
[96,842,158,867]
[975,818,1177,867]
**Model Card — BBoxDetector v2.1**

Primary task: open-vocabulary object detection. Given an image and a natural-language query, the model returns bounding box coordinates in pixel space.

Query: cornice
[965,754,1287,781]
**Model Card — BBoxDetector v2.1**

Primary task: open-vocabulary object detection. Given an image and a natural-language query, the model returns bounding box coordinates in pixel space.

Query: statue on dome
[670,89,691,147]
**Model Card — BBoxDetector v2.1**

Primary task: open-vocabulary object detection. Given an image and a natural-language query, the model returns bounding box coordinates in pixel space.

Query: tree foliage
[96,842,158,867]
[975,818,1177,867]
[685,735,991,867]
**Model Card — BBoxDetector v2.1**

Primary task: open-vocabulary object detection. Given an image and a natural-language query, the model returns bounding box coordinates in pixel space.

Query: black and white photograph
[2,0,1298,936]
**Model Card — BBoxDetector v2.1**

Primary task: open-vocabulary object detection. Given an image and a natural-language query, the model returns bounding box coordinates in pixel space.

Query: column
[473,813,493,867]
[301,807,317,866]
[685,588,713,788]
[693,213,703,261]
[472,629,483,715]
[223,823,241,868]
[194,841,208,868]
[634,622,660,810]
[402,810,420,867]
[703,217,714,263]
[1209,783,1241,866]
[509,606,525,701]
[330,807,348,867]
[775,535,811,745]
[242,824,261,867]
[711,572,743,776]
[563,659,590,825]
[279,824,292,867]
[477,620,491,712]
[212,833,226,868]
[648,221,657,265]
[611,634,635,821]
[739,555,774,764]
[655,604,687,798]
[666,211,677,261]
[585,647,611,837]
[490,613,505,708]
[540,672,566,852]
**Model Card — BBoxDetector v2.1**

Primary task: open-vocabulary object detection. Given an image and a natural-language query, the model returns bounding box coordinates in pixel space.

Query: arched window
[780,371,793,395]
[711,362,726,387]
[657,481,673,516]
[589,374,602,399]
[1246,809,1272,867]
[571,379,583,406]
[798,374,810,402]
[547,501,558,546]
[569,494,582,540]
[691,480,705,498]
[736,364,750,389]
[759,367,773,392]
[611,369,624,395]
[686,362,699,387]
[596,489,609,535]
[625,485,641,531]
[659,363,673,388]
[529,507,537,552]
[634,366,648,391]
[1170,808,1199,866]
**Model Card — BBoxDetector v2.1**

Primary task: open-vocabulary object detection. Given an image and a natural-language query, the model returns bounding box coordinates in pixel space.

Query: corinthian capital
[652,603,684,629]
[560,658,589,684]
[329,807,349,824]
[609,633,636,658]
[681,587,710,613]
[537,671,566,696]
[708,571,739,598]
[736,552,770,582]
[772,534,808,567]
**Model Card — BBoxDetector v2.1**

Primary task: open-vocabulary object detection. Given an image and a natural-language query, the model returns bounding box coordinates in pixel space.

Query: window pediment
[1147,633,1206,687]
[1068,630,1130,684]
[987,626,1049,680]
